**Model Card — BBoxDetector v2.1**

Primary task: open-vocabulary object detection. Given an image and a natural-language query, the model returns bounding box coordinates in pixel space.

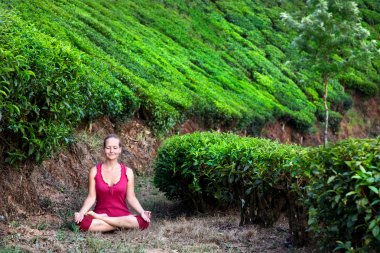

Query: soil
[261,95,380,146]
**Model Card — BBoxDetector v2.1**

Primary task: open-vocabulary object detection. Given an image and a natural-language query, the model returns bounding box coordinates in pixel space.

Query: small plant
[55,230,66,242]
[36,223,47,231]
[9,221,20,228]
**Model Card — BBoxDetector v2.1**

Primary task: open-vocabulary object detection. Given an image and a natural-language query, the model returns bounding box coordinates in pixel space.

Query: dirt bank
[0,117,159,222]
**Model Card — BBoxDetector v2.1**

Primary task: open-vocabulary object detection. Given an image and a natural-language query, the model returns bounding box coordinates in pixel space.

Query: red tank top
[93,163,132,217]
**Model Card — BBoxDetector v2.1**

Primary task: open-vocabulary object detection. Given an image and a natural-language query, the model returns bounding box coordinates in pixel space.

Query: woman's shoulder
[121,163,134,176]
[89,165,98,176]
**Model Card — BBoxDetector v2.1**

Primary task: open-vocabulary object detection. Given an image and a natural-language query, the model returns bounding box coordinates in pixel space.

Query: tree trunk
[287,191,309,247]
[323,73,329,147]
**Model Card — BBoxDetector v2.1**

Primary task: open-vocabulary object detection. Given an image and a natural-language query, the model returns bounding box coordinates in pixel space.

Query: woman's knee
[120,216,140,228]
[135,215,150,230]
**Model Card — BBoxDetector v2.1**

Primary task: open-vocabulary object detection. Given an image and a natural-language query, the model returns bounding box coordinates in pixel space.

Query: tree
[281,0,378,146]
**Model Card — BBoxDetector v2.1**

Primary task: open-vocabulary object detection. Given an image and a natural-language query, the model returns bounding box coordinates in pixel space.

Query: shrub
[3,0,378,167]
[306,138,380,252]
[361,9,380,26]
[338,69,379,97]
[154,132,310,246]
[265,45,286,62]
[154,132,380,250]
[0,13,86,164]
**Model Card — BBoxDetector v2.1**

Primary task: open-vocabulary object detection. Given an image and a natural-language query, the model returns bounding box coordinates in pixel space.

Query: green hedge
[154,132,309,246]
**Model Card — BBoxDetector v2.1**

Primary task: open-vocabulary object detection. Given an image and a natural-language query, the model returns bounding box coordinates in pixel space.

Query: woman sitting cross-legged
[74,134,151,232]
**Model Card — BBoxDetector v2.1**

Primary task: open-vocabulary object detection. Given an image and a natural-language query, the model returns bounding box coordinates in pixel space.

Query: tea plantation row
[1,0,379,164]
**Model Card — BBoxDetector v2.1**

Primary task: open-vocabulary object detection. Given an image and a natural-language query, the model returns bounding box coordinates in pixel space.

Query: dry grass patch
[1,211,305,253]
[0,174,313,252]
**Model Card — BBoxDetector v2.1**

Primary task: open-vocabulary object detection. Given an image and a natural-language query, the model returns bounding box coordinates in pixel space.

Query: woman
[74,134,151,231]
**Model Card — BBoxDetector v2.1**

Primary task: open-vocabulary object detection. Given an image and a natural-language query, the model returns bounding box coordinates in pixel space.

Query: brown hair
[103,134,122,148]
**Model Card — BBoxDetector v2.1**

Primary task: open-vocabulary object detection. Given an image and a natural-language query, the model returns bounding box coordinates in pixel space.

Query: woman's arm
[74,166,97,223]
[126,167,151,222]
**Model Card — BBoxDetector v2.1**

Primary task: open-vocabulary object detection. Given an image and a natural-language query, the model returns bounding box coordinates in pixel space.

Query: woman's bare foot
[86,211,108,219]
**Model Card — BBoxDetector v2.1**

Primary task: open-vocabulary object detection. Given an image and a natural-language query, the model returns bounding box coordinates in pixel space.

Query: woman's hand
[141,211,151,223]
[74,212,84,224]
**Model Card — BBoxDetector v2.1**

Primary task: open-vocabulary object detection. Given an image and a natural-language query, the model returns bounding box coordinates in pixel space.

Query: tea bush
[338,69,379,96]
[1,0,329,137]
[306,137,380,252]
[154,132,310,246]
[0,12,85,164]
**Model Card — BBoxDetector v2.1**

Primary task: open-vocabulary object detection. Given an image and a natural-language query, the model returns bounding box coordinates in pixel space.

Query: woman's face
[104,137,122,160]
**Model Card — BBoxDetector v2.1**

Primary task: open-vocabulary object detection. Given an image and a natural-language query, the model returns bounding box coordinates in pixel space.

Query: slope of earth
[2,0,378,165]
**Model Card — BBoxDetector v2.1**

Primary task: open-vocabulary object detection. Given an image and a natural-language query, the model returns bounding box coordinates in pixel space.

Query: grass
[1,214,293,253]
[75,132,104,153]
[0,175,312,253]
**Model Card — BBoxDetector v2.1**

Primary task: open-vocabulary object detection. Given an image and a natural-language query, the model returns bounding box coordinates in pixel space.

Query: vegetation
[154,132,380,250]
[1,0,378,164]
[0,9,137,164]
[1,0,379,250]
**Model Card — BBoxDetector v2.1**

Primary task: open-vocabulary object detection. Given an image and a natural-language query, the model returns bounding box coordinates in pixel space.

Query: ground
[0,175,313,253]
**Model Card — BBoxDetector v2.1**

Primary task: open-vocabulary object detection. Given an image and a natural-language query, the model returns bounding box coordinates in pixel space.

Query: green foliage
[0,0,379,164]
[2,0,322,137]
[281,0,374,74]
[0,12,83,164]
[361,8,380,26]
[306,138,380,251]
[338,68,379,96]
[315,103,344,133]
